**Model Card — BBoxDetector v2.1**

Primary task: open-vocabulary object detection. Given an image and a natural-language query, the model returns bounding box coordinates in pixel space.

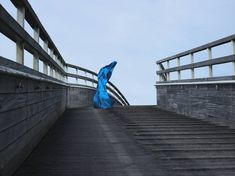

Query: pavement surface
[14,106,235,176]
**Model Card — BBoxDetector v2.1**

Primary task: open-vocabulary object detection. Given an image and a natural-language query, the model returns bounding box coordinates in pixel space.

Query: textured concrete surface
[14,107,167,176]
[66,87,96,108]
[66,86,122,108]
[156,84,235,128]
[0,71,67,176]
[14,106,235,176]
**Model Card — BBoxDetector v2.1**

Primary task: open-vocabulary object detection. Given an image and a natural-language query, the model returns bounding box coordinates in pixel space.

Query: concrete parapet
[156,83,235,128]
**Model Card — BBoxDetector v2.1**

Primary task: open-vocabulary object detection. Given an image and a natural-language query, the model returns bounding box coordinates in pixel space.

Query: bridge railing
[66,63,130,106]
[156,34,235,84]
[0,0,129,106]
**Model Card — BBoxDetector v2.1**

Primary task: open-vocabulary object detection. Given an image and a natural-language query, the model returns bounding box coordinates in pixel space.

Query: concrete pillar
[190,53,195,79]
[16,6,25,64]
[33,28,40,71]
[177,58,181,80]
[233,40,235,75]
[208,48,213,77]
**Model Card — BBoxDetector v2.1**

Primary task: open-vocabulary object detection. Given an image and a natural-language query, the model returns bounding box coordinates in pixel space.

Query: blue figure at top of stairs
[93,61,117,109]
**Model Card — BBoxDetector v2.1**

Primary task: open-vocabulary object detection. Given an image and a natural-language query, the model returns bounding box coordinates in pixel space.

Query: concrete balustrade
[156,35,235,128]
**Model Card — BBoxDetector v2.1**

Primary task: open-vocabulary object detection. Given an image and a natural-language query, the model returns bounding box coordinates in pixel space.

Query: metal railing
[156,34,235,84]
[0,0,129,106]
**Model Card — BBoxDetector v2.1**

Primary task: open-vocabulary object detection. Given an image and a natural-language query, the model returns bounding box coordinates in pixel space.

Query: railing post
[55,70,58,79]
[190,53,195,79]
[208,48,213,77]
[92,75,95,87]
[84,71,87,85]
[158,64,162,81]
[33,28,40,70]
[232,40,235,75]
[177,58,181,80]
[76,68,78,84]
[66,66,68,83]
[16,6,25,64]
[50,67,53,77]
[50,49,54,59]
[167,61,170,80]
[43,40,48,75]
[55,55,58,64]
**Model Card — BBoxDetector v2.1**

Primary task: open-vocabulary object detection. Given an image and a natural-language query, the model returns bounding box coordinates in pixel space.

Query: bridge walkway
[14,106,235,176]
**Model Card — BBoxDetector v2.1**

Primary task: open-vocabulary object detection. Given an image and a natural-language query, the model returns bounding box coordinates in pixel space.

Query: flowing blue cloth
[93,61,117,109]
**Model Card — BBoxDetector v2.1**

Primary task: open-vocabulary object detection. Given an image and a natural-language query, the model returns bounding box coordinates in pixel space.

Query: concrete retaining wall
[66,86,122,108]
[156,83,235,128]
[67,87,96,108]
[0,58,123,176]
[0,61,67,176]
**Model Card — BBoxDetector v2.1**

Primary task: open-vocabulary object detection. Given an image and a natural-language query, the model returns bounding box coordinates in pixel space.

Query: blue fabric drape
[93,61,117,109]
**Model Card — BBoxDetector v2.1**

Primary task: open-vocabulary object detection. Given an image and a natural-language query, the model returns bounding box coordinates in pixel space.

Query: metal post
[76,68,78,84]
[16,6,25,64]
[167,61,170,81]
[232,40,235,75]
[208,48,213,77]
[33,28,39,70]
[190,53,195,79]
[177,58,181,80]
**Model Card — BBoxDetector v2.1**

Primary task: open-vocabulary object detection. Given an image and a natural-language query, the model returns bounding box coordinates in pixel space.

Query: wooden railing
[156,34,235,84]
[0,0,129,106]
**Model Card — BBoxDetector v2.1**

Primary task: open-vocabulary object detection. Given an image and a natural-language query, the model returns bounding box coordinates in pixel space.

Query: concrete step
[134,133,235,139]
[161,156,235,167]
[143,143,235,150]
[135,134,235,139]
[126,126,228,130]
[136,138,235,143]
[125,124,216,128]
[128,122,211,126]
[152,148,235,157]
[169,166,235,176]
[132,128,234,133]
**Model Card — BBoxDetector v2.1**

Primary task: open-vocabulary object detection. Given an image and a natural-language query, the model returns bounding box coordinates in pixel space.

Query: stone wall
[0,60,67,176]
[156,83,235,128]
[67,87,96,108]
[66,86,122,108]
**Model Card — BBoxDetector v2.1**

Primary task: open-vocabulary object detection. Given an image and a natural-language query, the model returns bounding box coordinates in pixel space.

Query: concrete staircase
[109,106,235,176]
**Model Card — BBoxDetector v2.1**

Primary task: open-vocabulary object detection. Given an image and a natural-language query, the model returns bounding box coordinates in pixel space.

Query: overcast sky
[1,0,235,105]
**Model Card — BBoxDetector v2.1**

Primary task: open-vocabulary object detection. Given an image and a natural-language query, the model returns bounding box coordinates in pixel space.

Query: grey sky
[1,0,235,105]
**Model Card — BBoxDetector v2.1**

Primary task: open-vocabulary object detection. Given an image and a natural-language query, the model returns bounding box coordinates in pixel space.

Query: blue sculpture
[93,61,117,109]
